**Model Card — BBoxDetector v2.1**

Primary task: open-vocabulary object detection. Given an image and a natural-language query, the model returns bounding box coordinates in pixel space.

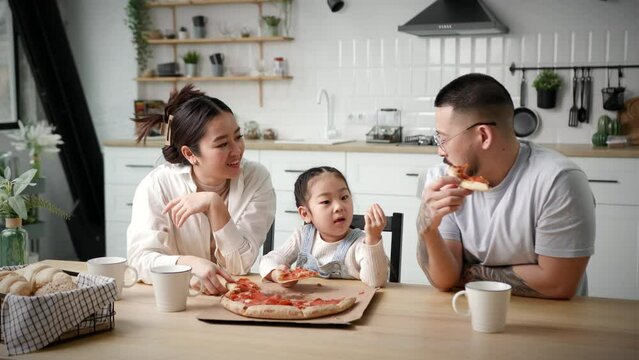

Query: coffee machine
[366,108,402,143]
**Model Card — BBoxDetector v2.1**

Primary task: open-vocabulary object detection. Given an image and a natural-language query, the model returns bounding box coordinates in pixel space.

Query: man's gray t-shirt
[420,141,595,270]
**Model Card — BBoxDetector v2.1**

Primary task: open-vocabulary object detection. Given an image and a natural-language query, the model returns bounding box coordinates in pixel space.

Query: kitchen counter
[103,139,639,158]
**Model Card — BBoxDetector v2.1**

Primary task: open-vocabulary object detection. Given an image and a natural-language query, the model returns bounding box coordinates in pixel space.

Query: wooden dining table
[1,260,637,360]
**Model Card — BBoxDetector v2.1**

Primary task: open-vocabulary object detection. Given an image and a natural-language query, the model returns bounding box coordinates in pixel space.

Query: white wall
[59,0,639,145]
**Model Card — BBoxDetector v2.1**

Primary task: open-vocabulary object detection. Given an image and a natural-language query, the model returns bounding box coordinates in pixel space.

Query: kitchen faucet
[317,88,338,139]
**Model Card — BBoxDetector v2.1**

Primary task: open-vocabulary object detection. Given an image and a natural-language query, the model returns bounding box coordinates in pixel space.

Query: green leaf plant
[0,168,69,221]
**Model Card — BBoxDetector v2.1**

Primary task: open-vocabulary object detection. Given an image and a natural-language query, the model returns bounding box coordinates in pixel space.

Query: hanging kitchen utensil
[578,68,587,123]
[602,67,625,111]
[513,70,539,137]
[585,68,592,123]
[568,68,579,127]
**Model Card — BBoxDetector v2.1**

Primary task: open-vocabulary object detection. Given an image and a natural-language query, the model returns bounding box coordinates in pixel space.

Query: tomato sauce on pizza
[221,278,356,320]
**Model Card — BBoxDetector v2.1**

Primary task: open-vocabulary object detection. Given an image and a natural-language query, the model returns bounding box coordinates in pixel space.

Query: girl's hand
[364,203,387,245]
[178,255,235,296]
[267,264,297,288]
[163,192,220,228]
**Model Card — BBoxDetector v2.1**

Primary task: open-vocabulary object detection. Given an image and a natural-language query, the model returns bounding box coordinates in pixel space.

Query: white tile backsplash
[443,38,456,65]
[428,38,442,65]
[63,0,639,144]
[474,37,487,64]
[459,37,472,64]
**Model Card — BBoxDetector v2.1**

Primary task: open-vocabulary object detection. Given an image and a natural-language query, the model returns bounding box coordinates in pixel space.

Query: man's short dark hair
[434,73,514,111]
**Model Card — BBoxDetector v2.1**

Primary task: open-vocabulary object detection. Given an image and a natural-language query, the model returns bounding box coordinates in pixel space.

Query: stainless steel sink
[274,138,356,145]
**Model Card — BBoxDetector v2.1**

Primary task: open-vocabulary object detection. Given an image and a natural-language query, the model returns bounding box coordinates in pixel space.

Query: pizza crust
[272,268,318,284]
[447,165,490,192]
[220,292,357,320]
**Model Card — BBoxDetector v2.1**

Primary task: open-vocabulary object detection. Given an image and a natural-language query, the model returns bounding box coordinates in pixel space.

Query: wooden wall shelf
[148,0,265,8]
[148,36,293,45]
[142,0,292,106]
[136,76,293,82]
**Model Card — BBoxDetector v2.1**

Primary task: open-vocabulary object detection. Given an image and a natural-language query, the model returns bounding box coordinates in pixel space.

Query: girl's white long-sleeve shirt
[127,160,275,283]
[259,227,389,288]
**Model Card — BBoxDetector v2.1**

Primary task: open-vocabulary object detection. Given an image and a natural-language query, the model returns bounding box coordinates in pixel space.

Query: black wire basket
[0,267,116,347]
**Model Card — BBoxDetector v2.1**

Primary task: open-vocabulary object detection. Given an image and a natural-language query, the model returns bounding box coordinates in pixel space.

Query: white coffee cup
[150,265,204,312]
[87,256,138,300]
[452,281,512,333]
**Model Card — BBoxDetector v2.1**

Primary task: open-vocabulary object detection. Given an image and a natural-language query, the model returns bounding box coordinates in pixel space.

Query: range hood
[398,0,508,37]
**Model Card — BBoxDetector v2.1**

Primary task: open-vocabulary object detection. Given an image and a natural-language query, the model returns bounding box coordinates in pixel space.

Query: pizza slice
[447,163,490,191]
[271,267,319,284]
[221,278,356,320]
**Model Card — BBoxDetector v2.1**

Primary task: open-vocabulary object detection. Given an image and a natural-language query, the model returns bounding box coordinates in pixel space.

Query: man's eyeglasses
[433,122,497,151]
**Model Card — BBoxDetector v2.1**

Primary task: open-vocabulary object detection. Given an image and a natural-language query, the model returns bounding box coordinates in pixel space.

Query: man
[417,73,595,299]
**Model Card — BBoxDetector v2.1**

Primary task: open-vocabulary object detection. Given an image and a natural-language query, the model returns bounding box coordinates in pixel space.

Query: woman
[128,84,275,295]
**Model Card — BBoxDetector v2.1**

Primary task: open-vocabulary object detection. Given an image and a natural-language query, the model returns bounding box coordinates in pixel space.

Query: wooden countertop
[103,139,639,158]
[3,260,637,360]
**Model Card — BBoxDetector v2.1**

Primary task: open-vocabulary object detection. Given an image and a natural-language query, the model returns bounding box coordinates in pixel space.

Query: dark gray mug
[192,16,207,26]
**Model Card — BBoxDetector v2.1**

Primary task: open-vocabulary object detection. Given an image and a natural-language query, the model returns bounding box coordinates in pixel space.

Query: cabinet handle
[405,173,419,177]
[284,169,305,173]
[125,164,154,169]
[126,203,133,206]
[588,179,619,184]
[284,210,298,214]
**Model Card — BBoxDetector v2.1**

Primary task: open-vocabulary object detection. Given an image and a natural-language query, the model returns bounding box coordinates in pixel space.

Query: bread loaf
[0,271,32,296]
[5,264,77,296]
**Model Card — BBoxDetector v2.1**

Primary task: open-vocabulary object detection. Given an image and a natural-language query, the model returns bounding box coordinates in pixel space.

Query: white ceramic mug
[87,256,138,300]
[452,281,512,333]
[150,265,204,312]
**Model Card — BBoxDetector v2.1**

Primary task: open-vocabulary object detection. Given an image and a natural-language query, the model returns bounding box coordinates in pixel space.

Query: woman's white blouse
[127,160,276,283]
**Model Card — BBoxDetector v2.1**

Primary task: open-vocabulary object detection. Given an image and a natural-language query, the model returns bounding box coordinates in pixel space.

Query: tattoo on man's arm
[416,203,435,284]
[460,264,542,297]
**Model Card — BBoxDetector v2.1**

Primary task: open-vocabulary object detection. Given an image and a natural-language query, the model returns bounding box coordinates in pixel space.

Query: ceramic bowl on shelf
[227,67,250,77]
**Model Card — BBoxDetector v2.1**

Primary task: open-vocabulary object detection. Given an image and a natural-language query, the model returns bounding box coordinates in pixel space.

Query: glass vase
[30,153,41,178]
[1,218,29,266]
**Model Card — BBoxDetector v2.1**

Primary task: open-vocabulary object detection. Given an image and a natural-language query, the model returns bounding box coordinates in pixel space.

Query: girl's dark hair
[294,166,350,207]
[134,84,234,165]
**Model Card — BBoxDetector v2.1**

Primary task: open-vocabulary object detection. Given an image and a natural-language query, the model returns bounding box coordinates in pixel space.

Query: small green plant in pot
[181,50,200,77]
[1,168,69,265]
[262,15,282,36]
[532,70,562,109]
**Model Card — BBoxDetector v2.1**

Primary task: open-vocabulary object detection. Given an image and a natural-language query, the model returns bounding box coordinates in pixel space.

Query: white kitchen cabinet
[587,204,639,300]
[571,157,639,300]
[103,147,163,258]
[260,150,346,191]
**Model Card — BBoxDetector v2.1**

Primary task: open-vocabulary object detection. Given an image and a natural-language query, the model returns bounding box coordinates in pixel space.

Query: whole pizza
[220,278,356,320]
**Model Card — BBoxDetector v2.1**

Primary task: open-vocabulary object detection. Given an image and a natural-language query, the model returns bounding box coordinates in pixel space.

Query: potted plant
[181,50,200,77]
[262,15,282,37]
[0,168,69,265]
[125,0,154,76]
[532,70,562,109]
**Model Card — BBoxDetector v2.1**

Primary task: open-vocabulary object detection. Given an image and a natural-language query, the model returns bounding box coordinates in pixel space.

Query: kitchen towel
[0,270,117,356]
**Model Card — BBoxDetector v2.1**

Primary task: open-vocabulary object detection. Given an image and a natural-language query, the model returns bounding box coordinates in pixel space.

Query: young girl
[259,166,389,288]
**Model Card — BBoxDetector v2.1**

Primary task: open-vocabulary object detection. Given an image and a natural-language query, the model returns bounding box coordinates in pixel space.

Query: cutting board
[619,96,639,145]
